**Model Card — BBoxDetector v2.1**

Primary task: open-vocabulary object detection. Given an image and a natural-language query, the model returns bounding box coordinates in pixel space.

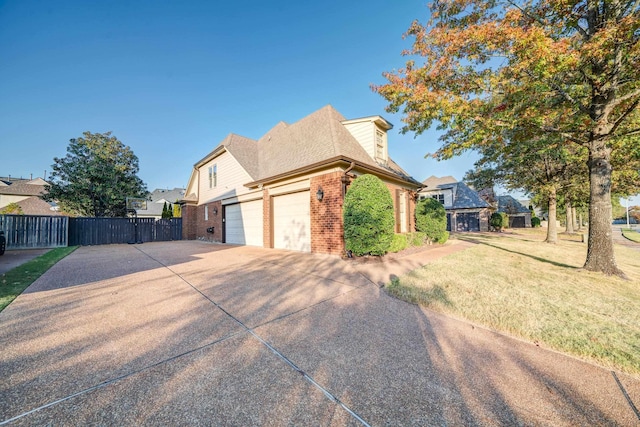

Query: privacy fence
[0,215,181,250]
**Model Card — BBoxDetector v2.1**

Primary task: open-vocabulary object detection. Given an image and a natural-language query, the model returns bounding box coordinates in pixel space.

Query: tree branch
[542,126,589,145]
[609,97,640,136]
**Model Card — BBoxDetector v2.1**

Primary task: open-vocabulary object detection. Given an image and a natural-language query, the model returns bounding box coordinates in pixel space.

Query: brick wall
[195,201,223,242]
[310,172,345,255]
[181,204,197,240]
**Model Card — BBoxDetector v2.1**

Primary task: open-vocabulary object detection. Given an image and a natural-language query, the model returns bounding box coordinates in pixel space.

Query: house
[181,105,421,255]
[418,176,491,232]
[0,177,61,215]
[497,195,532,228]
[137,188,186,219]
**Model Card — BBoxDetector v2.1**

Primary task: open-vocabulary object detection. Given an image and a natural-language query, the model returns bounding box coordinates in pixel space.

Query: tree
[374,0,640,277]
[44,132,148,217]
[172,202,182,218]
[0,202,24,215]
[343,174,395,256]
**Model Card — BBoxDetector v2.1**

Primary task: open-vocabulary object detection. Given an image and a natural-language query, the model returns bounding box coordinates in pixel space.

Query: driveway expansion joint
[612,371,640,420]
[134,246,373,427]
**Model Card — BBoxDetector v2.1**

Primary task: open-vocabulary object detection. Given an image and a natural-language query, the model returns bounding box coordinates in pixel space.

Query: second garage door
[273,191,310,252]
[225,200,264,246]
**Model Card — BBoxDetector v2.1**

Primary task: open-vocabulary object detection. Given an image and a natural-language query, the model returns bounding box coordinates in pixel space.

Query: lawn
[386,229,640,377]
[622,228,640,243]
[0,246,78,312]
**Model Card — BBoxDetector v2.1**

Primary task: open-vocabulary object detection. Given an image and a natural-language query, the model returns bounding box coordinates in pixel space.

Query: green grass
[386,230,640,377]
[622,228,640,243]
[0,246,78,312]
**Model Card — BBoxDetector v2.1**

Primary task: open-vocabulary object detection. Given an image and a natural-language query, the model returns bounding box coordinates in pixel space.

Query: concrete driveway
[1,241,639,426]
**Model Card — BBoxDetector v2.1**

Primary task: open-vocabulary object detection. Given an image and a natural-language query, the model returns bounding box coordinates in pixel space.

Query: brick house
[181,105,421,255]
[419,176,491,232]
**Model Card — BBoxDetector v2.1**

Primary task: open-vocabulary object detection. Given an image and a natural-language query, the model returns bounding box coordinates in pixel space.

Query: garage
[456,212,480,232]
[272,191,311,252]
[224,200,263,246]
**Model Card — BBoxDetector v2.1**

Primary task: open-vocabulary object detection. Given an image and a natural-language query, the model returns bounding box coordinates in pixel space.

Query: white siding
[273,191,311,252]
[343,122,375,158]
[225,200,264,246]
[198,151,253,204]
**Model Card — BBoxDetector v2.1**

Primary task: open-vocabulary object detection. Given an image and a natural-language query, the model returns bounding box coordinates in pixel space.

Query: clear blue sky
[1,1,637,206]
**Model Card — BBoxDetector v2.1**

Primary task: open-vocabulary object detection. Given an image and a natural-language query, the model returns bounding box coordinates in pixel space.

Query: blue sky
[1,1,637,206]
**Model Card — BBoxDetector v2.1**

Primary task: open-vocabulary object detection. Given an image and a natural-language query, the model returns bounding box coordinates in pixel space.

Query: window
[375,129,384,159]
[204,205,209,221]
[432,194,445,204]
[208,164,217,188]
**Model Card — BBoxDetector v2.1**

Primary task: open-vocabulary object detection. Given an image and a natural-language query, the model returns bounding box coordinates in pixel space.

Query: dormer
[341,115,393,164]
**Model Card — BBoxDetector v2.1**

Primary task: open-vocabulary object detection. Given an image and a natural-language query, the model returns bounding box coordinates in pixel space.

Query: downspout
[341,162,355,198]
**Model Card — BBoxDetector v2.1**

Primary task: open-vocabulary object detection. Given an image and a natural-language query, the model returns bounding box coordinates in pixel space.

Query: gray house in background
[137,188,186,219]
[497,195,532,228]
[419,176,491,232]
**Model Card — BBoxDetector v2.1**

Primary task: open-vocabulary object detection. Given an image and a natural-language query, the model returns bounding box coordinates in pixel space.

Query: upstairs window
[432,194,445,205]
[208,164,217,188]
[375,129,385,160]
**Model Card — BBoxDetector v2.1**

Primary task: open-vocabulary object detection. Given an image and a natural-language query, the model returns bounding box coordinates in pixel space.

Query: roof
[498,195,531,214]
[0,179,47,196]
[13,196,62,215]
[196,105,420,187]
[451,182,490,209]
[421,175,458,188]
[420,176,490,209]
[139,188,186,216]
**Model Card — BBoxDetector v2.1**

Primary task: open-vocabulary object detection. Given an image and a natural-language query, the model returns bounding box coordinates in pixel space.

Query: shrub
[415,198,448,243]
[490,212,509,231]
[531,217,541,227]
[343,174,395,256]
[389,234,408,253]
[407,232,426,247]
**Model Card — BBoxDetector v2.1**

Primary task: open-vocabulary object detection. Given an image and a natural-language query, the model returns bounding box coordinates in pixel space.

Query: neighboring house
[137,188,186,219]
[497,195,532,228]
[0,177,61,215]
[419,176,491,232]
[181,105,421,255]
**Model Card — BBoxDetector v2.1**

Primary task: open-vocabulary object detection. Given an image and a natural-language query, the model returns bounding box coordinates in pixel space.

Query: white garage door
[273,191,310,252]
[225,200,263,246]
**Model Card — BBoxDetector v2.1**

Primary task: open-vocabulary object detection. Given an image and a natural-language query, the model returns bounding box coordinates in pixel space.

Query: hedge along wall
[343,174,395,256]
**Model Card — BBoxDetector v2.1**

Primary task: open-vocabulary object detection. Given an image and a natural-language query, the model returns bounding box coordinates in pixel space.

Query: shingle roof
[15,197,62,215]
[497,195,531,214]
[451,182,490,209]
[139,188,186,216]
[421,175,458,188]
[257,105,381,179]
[200,105,420,186]
[0,180,46,196]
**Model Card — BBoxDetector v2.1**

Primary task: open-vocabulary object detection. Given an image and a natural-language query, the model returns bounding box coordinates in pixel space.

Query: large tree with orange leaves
[374,0,640,277]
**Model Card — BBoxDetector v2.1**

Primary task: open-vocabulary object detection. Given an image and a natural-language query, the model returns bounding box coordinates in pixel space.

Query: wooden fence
[0,215,181,249]
[68,217,182,246]
[0,215,69,249]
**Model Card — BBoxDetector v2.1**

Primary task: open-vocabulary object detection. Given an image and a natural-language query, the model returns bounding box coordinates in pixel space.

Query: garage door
[224,200,263,246]
[273,191,310,252]
[456,212,480,232]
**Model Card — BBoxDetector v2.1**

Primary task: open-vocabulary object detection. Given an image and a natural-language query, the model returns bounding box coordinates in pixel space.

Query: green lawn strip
[622,228,640,243]
[0,246,78,312]
[386,233,640,377]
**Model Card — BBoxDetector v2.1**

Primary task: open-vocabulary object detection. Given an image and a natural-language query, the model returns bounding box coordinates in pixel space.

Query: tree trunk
[583,143,626,277]
[565,201,574,233]
[545,188,558,244]
[577,211,583,231]
[572,207,578,230]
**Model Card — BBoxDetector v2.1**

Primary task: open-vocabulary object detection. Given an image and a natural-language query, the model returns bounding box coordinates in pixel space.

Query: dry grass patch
[386,230,640,377]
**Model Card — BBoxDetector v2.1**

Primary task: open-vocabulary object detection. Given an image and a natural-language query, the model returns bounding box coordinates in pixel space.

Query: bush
[531,217,541,227]
[415,198,448,243]
[490,212,509,231]
[389,234,408,253]
[343,174,395,256]
[407,232,427,247]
